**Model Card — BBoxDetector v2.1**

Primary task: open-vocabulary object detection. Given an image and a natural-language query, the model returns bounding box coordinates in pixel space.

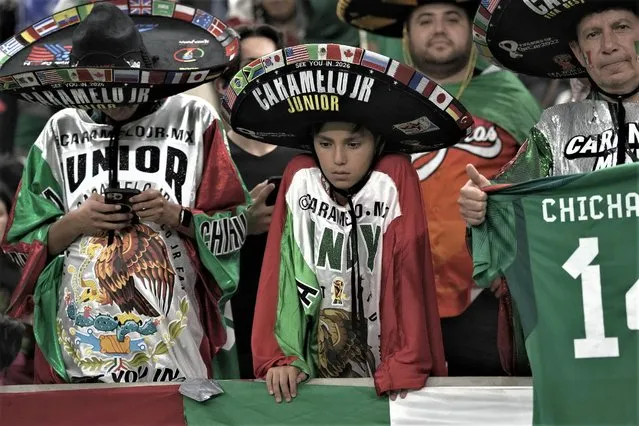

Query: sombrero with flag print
[222,43,473,154]
[336,0,480,38]
[472,0,638,79]
[0,0,240,108]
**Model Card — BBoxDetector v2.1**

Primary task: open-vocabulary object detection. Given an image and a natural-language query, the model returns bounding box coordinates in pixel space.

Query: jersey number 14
[563,237,638,359]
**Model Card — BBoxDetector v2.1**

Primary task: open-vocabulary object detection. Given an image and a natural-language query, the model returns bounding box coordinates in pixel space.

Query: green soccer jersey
[472,163,639,426]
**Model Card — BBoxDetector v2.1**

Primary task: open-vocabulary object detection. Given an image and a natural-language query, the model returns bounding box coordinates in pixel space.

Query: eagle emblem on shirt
[89,223,176,318]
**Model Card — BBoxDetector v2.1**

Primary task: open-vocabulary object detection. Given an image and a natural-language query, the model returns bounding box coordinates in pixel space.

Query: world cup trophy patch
[331,277,348,306]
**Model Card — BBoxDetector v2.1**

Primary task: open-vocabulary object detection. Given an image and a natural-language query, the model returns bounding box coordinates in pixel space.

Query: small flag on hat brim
[225,88,237,109]
[476,7,490,30]
[87,69,113,82]
[53,8,80,29]
[284,45,310,64]
[165,72,188,84]
[187,70,209,84]
[481,0,499,13]
[36,69,66,84]
[14,72,40,87]
[0,76,18,89]
[387,60,414,85]
[141,70,166,84]
[262,50,284,72]
[446,103,463,121]
[321,44,363,64]
[152,0,175,17]
[0,37,23,56]
[230,73,248,95]
[33,17,58,37]
[114,69,140,83]
[429,86,453,111]
[174,4,195,21]
[225,38,239,59]
[204,16,223,35]
[20,28,40,44]
[243,59,265,82]
[360,50,389,73]
[408,72,436,97]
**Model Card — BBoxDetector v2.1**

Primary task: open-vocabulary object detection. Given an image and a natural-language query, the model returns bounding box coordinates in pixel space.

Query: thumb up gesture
[458,164,491,226]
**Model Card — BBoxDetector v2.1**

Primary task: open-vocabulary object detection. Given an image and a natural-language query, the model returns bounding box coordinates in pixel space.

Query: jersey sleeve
[191,114,250,299]
[252,159,317,379]
[469,125,553,273]
[471,190,518,289]
[374,157,447,395]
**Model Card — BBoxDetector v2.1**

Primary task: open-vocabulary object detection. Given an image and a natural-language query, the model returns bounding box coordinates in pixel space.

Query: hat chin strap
[590,79,639,165]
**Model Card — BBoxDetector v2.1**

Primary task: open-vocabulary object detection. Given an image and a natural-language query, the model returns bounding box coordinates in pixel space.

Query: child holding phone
[2,3,250,385]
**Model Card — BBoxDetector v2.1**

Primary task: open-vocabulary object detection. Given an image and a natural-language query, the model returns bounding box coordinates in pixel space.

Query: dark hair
[406,1,474,31]
[220,23,284,83]
[235,23,285,50]
[311,122,368,138]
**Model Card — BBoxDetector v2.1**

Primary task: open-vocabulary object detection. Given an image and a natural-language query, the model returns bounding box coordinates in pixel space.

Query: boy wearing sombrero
[221,43,471,402]
[457,1,639,424]
[0,2,250,383]
[338,0,541,377]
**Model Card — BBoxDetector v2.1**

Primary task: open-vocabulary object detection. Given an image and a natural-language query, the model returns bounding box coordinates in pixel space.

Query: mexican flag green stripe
[183,381,391,425]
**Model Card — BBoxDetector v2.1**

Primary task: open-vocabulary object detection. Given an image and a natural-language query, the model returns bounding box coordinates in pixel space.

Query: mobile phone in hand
[265,176,282,206]
[104,188,141,221]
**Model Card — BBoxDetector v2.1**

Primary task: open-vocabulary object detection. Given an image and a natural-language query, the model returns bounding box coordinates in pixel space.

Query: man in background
[339,0,541,376]
[214,23,301,378]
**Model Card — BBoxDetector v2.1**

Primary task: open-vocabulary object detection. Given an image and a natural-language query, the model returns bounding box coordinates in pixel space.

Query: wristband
[179,207,193,231]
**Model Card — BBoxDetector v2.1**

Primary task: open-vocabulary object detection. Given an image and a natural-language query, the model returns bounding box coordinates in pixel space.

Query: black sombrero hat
[0,0,240,108]
[337,0,480,38]
[472,0,638,79]
[221,43,472,154]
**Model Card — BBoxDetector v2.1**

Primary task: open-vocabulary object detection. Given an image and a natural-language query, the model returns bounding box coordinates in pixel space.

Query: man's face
[407,3,472,78]
[570,8,639,95]
[103,105,139,122]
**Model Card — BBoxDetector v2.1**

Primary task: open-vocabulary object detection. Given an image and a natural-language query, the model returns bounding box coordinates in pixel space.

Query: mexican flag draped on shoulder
[1,2,249,383]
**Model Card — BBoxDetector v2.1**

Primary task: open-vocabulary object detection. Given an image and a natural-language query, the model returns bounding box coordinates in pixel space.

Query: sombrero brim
[0,0,240,108]
[222,43,473,154]
[337,0,480,38]
[473,0,636,79]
